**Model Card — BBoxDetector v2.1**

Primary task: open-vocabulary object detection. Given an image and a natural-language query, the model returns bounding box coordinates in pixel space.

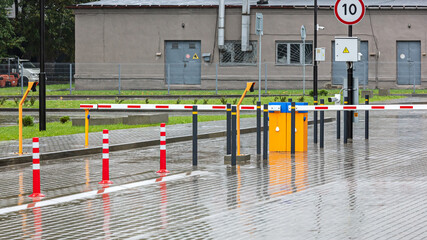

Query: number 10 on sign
[334,0,365,25]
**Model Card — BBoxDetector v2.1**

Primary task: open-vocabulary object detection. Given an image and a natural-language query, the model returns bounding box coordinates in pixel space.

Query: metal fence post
[256,101,261,155]
[118,64,121,95]
[215,63,218,95]
[193,105,198,166]
[231,106,237,166]
[365,95,369,139]
[20,64,24,95]
[69,63,72,95]
[226,103,231,155]
[167,64,170,95]
[320,99,324,148]
[265,63,267,94]
[263,104,268,160]
[291,102,296,154]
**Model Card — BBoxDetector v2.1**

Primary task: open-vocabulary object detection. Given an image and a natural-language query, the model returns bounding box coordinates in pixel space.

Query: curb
[0,118,334,166]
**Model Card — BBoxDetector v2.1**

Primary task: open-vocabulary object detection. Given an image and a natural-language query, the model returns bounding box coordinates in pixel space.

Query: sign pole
[347,25,353,140]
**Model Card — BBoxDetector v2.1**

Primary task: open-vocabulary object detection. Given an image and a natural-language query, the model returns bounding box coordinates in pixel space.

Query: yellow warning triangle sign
[193,53,199,59]
[343,47,350,53]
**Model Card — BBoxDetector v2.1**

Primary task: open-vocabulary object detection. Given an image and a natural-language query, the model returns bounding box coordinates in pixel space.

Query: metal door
[332,41,368,85]
[397,41,421,85]
[165,41,201,85]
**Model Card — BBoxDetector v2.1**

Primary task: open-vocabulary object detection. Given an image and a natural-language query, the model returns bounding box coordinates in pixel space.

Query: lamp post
[313,0,318,143]
[39,0,46,131]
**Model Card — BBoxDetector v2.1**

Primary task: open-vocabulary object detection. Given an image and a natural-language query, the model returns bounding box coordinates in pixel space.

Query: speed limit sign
[334,0,365,25]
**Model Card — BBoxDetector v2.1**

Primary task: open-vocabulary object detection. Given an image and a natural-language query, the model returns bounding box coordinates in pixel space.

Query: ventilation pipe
[218,0,225,50]
[241,0,252,51]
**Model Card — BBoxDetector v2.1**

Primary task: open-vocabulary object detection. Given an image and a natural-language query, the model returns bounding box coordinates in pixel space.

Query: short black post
[288,98,292,103]
[291,102,296,154]
[344,97,348,144]
[192,105,198,166]
[226,103,231,154]
[314,96,318,144]
[320,99,324,148]
[365,95,369,139]
[256,101,261,155]
[231,106,237,166]
[263,104,268,160]
[337,110,340,139]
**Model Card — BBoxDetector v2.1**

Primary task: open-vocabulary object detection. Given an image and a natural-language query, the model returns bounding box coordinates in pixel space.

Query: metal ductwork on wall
[218,0,225,50]
[241,0,252,51]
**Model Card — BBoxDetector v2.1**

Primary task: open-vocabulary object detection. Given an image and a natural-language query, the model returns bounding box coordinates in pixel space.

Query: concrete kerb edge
[0,118,334,165]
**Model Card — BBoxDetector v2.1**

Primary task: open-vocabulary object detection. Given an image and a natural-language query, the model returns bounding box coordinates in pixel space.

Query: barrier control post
[291,102,296,154]
[365,95,369,139]
[256,101,261,155]
[226,103,232,155]
[231,106,237,166]
[320,99,324,148]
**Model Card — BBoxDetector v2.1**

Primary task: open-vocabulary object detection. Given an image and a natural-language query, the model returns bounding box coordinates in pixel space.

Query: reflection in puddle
[268,152,307,196]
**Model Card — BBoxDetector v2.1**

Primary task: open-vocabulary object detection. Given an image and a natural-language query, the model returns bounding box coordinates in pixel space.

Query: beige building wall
[74,7,427,90]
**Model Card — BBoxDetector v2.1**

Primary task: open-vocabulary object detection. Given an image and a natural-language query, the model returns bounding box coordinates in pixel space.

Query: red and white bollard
[99,129,113,185]
[157,123,169,173]
[29,137,45,198]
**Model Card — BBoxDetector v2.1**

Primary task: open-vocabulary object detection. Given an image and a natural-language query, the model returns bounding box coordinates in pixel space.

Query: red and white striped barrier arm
[291,104,427,111]
[80,104,262,111]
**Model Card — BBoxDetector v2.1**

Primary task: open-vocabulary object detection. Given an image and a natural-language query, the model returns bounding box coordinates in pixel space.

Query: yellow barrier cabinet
[269,102,308,152]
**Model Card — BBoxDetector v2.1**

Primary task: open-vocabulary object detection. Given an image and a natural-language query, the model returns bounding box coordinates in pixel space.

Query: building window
[276,41,313,65]
[220,41,257,65]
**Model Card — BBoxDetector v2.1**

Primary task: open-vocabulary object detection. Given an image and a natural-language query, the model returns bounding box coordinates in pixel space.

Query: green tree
[0,0,24,57]
[15,0,91,62]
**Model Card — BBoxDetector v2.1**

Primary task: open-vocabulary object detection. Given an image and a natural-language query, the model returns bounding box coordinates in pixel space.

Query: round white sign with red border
[334,0,365,25]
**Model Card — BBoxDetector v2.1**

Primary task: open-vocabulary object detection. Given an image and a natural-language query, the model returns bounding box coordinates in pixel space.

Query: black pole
[344,97,348,144]
[231,106,237,166]
[365,95,369,139]
[226,103,231,155]
[192,105,198,166]
[256,101,261,155]
[313,0,318,98]
[314,96,318,143]
[320,99,324,148]
[39,0,46,131]
[291,102,296,154]
[263,104,268,160]
[288,98,292,103]
[347,25,353,139]
[313,0,318,143]
[337,110,340,139]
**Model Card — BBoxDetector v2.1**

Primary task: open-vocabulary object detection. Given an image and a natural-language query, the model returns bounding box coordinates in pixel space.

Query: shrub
[22,116,34,127]
[319,89,329,96]
[115,97,124,104]
[203,99,209,104]
[30,96,36,106]
[219,97,227,105]
[176,98,181,104]
[252,97,257,105]
[193,99,198,104]
[60,116,70,124]
[280,96,287,102]
[298,96,305,102]
[145,98,149,104]
[14,98,19,106]
[232,98,238,105]
[0,97,7,106]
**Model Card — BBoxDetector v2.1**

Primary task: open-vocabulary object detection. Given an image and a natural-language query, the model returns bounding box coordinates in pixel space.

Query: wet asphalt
[0,105,426,239]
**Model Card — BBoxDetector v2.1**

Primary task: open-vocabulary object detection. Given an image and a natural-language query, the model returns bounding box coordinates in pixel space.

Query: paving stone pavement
[0,106,427,239]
